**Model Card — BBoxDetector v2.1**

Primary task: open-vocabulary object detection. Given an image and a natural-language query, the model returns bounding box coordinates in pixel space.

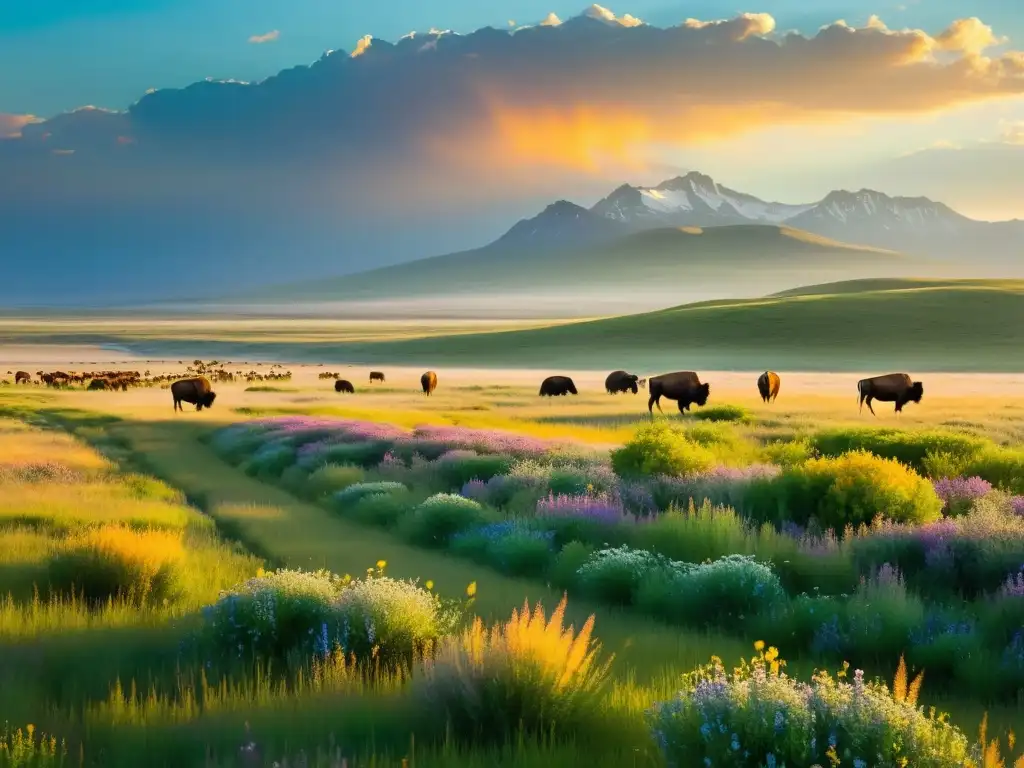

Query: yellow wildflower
[466,581,477,597]
[376,560,387,569]
[754,640,765,652]
[425,580,434,590]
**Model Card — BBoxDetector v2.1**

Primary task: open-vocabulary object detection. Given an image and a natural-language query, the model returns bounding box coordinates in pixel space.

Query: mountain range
[224,171,1023,314]
[505,171,1023,258]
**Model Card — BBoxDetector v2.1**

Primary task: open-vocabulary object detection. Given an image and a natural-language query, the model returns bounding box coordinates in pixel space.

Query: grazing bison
[14,371,30,385]
[648,371,710,414]
[605,370,640,395]
[421,370,438,396]
[858,373,923,416]
[87,378,111,391]
[539,375,578,397]
[334,379,355,394]
[369,371,385,383]
[757,371,781,404]
[171,376,217,412]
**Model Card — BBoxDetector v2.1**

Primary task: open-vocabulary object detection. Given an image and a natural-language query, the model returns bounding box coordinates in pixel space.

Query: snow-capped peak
[592,171,814,224]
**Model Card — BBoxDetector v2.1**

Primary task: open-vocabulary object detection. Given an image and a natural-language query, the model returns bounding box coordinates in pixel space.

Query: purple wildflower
[1000,571,1024,598]
[932,476,992,514]
[536,492,633,525]
[461,479,488,501]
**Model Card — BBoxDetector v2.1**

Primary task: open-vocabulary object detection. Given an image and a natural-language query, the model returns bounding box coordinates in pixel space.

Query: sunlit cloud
[351,35,373,57]
[0,113,40,139]
[1000,120,1024,144]
[248,30,280,44]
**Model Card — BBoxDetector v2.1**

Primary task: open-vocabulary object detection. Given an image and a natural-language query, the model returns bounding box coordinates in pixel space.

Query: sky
[2,1,1024,303]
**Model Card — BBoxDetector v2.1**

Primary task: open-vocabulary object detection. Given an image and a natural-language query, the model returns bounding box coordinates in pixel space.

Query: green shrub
[965,446,1024,493]
[550,541,594,590]
[335,574,458,665]
[490,531,555,578]
[748,451,942,530]
[761,438,814,468]
[574,546,666,605]
[434,452,513,490]
[333,481,407,507]
[690,404,751,423]
[278,464,310,496]
[636,554,785,632]
[307,463,365,498]
[197,568,348,660]
[809,428,986,473]
[631,501,753,564]
[321,441,393,469]
[611,421,715,478]
[246,441,297,479]
[400,494,493,548]
[344,491,414,528]
[649,647,972,768]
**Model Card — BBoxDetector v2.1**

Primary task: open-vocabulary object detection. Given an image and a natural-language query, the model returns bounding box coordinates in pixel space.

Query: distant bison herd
[3,361,926,417]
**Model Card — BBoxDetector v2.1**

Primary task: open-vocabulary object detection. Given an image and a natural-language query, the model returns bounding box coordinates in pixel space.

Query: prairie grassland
[1,370,1023,765]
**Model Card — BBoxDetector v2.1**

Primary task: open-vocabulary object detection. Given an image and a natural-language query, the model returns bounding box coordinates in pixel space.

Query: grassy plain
[2,342,1024,764]
[2,279,1023,371]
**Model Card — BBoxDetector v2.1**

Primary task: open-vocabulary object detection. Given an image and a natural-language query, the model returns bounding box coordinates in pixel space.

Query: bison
[857,373,923,416]
[87,378,111,391]
[757,371,781,404]
[539,375,578,397]
[334,379,355,394]
[171,376,217,412]
[369,371,385,383]
[14,371,30,385]
[605,370,640,395]
[421,370,438,396]
[648,371,710,414]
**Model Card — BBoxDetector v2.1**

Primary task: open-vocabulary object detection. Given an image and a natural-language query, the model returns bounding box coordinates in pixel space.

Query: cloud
[1000,120,1024,144]
[351,34,373,57]
[248,30,280,44]
[5,7,1024,212]
[0,113,40,139]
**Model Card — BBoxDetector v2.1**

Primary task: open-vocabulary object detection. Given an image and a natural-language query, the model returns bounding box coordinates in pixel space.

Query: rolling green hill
[83,279,1024,372]
[239,225,912,303]
[771,278,1024,298]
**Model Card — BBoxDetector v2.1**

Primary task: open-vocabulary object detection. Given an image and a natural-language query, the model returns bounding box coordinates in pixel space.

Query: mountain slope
[242,224,913,306]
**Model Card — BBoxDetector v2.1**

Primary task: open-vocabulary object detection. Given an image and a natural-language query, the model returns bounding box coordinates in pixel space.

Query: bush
[761,438,813,468]
[307,464,365,498]
[434,451,513,490]
[399,493,493,548]
[49,526,185,605]
[810,428,987,473]
[631,501,753,564]
[611,421,715,479]
[690,404,752,423]
[245,440,297,479]
[574,546,667,605]
[649,646,972,768]
[344,491,414,528]
[965,446,1024,494]
[320,441,394,469]
[550,541,595,591]
[197,568,348,661]
[748,451,942,529]
[333,481,407,508]
[636,554,785,631]
[417,595,611,742]
[335,573,458,665]
[450,521,555,578]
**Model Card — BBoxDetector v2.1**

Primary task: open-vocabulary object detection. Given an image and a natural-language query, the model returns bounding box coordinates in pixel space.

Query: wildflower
[754,640,765,652]
[466,581,477,598]
[376,560,387,569]
[425,580,434,590]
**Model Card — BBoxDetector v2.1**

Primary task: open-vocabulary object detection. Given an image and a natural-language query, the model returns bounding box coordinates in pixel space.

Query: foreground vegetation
[1,384,1022,766]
